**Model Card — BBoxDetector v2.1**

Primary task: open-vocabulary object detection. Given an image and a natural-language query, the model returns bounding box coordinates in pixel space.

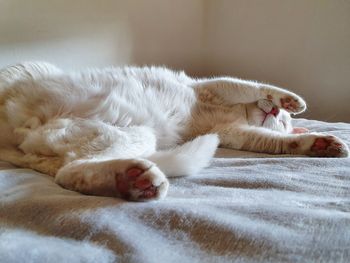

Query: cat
[0,62,348,201]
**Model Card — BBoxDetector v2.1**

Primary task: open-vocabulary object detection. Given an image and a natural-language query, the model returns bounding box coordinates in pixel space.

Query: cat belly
[108,100,189,149]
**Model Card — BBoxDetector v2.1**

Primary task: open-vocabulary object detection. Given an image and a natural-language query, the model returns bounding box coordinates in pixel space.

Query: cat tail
[147,134,219,177]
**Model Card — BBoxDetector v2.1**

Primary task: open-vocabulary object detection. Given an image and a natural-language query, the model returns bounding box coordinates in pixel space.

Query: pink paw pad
[134,178,152,190]
[115,167,158,200]
[311,138,329,151]
[142,186,157,198]
[127,168,143,178]
[310,136,348,157]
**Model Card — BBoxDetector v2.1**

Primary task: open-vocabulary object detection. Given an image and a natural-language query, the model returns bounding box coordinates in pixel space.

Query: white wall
[204,0,350,122]
[0,0,204,74]
[0,0,349,122]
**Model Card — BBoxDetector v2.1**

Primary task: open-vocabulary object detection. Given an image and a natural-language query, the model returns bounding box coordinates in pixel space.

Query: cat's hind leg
[13,118,169,201]
[192,77,306,114]
[56,158,168,201]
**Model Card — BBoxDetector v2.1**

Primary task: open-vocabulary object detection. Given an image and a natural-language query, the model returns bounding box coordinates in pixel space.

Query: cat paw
[56,159,169,201]
[309,135,349,158]
[293,134,349,157]
[267,93,306,114]
[280,96,306,114]
[115,161,169,201]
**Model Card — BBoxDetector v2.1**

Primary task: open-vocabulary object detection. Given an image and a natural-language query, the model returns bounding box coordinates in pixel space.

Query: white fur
[148,134,220,177]
[0,62,348,201]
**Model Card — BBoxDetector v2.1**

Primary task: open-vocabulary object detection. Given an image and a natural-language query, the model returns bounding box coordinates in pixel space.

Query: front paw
[266,92,306,114]
[279,95,306,114]
[308,135,349,157]
[290,134,349,157]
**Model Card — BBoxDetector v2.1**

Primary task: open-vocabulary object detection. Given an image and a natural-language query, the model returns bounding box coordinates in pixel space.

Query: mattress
[0,118,349,263]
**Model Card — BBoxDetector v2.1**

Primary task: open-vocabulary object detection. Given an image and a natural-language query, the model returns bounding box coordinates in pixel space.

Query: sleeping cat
[0,62,348,201]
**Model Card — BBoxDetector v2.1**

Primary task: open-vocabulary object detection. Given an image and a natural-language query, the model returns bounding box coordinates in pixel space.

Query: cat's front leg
[55,158,169,201]
[289,133,349,157]
[217,126,349,157]
[192,78,306,114]
[14,117,169,201]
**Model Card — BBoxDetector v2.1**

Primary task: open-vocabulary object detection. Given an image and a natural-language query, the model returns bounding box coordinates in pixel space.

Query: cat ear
[292,127,309,134]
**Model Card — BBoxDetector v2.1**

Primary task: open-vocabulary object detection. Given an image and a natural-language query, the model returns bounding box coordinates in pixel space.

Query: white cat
[0,62,348,201]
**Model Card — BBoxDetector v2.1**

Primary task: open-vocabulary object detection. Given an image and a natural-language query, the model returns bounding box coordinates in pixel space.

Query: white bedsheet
[0,119,349,263]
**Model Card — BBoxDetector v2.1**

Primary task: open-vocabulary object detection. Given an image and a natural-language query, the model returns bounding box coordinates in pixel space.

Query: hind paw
[115,163,169,201]
[55,159,169,202]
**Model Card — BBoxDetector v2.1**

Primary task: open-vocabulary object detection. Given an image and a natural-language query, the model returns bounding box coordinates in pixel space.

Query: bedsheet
[0,119,349,263]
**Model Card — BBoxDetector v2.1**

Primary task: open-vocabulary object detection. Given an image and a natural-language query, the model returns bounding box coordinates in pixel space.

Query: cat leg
[0,147,64,176]
[13,118,169,201]
[192,77,306,114]
[56,158,168,201]
[217,125,349,157]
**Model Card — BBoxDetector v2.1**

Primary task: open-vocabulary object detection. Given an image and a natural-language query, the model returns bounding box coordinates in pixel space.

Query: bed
[0,118,349,263]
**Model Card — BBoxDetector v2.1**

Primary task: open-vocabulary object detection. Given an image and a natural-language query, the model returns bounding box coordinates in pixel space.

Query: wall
[0,0,204,74]
[204,0,350,122]
[0,0,349,122]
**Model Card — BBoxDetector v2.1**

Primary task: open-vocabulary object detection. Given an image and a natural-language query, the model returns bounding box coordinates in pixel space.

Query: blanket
[0,119,349,263]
